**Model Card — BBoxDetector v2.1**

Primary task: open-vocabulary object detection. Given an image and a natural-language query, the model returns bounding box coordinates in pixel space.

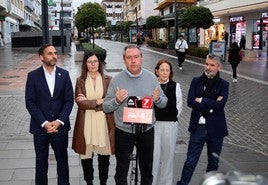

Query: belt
[198,124,206,127]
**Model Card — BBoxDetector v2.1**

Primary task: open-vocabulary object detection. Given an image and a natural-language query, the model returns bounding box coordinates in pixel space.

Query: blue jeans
[177,125,223,185]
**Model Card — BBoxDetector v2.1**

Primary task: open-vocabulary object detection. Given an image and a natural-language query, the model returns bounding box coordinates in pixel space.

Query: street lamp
[119,13,123,42]
[128,7,138,45]
[41,0,49,44]
[60,0,64,54]
[135,7,138,45]
[174,0,178,42]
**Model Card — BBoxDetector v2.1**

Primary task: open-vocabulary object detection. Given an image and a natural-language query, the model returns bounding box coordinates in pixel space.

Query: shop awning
[154,0,197,10]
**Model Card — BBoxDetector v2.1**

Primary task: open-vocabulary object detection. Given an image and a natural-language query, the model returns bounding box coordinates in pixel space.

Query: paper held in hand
[123,107,153,124]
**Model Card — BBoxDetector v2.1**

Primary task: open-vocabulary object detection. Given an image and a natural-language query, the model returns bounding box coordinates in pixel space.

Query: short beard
[205,71,215,79]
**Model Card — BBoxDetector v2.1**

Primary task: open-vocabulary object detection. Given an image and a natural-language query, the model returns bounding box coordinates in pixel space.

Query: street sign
[0,15,5,21]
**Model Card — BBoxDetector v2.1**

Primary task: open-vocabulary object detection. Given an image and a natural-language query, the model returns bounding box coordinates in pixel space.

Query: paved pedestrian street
[0,40,267,185]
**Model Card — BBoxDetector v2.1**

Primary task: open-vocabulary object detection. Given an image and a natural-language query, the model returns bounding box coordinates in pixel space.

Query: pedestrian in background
[103,44,168,185]
[228,42,241,82]
[25,43,74,185]
[239,35,246,50]
[72,51,115,185]
[0,32,3,47]
[223,31,229,62]
[175,34,188,70]
[176,54,229,185]
[136,31,142,45]
[224,31,229,45]
[152,59,182,185]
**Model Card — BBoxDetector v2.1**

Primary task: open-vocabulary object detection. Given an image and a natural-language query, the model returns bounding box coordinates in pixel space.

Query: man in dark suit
[176,54,229,185]
[25,43,74,185]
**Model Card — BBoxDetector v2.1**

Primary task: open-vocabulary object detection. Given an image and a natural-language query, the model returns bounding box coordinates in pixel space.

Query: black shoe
[86,181,93,185]
[100,181,106,185]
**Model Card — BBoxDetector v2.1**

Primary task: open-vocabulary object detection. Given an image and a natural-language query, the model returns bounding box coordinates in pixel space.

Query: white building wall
[48,0,74,31]
[140,0,158,23]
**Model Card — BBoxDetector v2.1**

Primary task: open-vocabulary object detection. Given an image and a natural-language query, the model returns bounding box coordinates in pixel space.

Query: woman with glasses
[72,51,115,185]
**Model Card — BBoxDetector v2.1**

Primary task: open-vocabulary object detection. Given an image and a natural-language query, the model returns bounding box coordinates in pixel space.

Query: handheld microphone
[127,96,141,108]
[141,96,153,109]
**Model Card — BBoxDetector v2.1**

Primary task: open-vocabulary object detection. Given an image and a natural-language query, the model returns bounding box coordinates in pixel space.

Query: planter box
[75,51,84,62]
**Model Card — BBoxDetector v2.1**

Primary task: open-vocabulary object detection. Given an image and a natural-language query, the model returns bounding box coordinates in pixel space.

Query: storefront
[204,20,224,47]
[229,16,246,47]
[252,12,268,49]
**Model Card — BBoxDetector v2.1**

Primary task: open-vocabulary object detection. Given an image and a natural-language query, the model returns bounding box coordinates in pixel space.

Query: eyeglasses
[125,55,141,60]
[87,60,98,65]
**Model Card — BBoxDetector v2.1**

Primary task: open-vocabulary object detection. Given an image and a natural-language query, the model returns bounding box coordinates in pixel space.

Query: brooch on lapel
[58,73,61,76]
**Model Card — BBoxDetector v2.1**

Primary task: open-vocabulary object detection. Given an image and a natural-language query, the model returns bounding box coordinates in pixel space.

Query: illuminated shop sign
[213,18,220,23]
[262,12,268,18]
[229,16,244,22]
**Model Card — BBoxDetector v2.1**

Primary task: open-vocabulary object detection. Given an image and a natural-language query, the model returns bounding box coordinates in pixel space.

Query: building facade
[154,0,197,49]
[200,0,268,50]
[101,0,124,26]
[0,0,24,44]
[47,0,74,33]
[153,0,268,50]
[20,0,41,31]
[123,0,158,42]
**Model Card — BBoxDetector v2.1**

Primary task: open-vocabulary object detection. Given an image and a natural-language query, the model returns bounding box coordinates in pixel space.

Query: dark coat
[25,66,74,134]
[72,75,115,155]
[228,47,240,64]
[187,76,229,138]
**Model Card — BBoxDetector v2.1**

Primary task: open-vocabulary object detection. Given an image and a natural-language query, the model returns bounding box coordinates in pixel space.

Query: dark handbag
[238,50,243,61]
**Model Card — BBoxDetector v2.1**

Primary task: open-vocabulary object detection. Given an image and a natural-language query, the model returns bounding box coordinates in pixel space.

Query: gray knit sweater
[103,68,167,133]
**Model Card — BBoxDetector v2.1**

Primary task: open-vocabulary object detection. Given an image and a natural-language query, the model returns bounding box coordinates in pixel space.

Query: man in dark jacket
[25,44,74,185]
[176,54,229,185]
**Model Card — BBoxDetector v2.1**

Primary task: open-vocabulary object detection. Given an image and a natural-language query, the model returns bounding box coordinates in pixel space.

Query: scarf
[200,72,220,118]
[201,72,220,98]
[81,72,111,159]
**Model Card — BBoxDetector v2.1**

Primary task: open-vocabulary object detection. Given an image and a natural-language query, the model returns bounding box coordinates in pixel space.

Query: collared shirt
[125,68,143,78]
[42,66,64,127]
[43,65,56,97]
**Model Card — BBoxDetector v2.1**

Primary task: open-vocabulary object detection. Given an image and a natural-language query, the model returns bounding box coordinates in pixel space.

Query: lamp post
[174,0,178,42]
[135,7,138,45]
[120,13,123,42]
[60,0,64,54]
[128,7,139,45]
[41,0,49,44]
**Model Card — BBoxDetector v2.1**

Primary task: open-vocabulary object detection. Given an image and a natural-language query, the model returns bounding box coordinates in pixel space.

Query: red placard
[123,107,153,124]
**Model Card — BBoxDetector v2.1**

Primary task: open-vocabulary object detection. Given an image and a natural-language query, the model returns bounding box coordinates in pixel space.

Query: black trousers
[81,154,110,184]
[114,127,154,185]
[33,132,70,185]
[177,51,186,67]
[231,62,239,79]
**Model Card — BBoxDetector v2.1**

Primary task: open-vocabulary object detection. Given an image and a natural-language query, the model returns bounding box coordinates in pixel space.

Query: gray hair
[206,54,221,65]
[123,44,142,59]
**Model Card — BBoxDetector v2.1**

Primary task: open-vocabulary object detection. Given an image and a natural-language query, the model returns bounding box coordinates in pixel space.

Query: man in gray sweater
[103,44,167,185]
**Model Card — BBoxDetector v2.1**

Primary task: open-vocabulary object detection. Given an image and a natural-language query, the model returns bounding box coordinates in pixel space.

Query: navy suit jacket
[25,66,74,135]
[187,75,229,138]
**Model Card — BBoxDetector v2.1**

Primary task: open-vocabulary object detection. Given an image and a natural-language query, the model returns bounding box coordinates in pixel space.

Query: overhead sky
[73,0,102,9]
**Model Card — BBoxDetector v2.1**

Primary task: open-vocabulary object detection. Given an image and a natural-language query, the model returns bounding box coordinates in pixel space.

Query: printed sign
[211,42,225,56]
[123,107,153,124]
